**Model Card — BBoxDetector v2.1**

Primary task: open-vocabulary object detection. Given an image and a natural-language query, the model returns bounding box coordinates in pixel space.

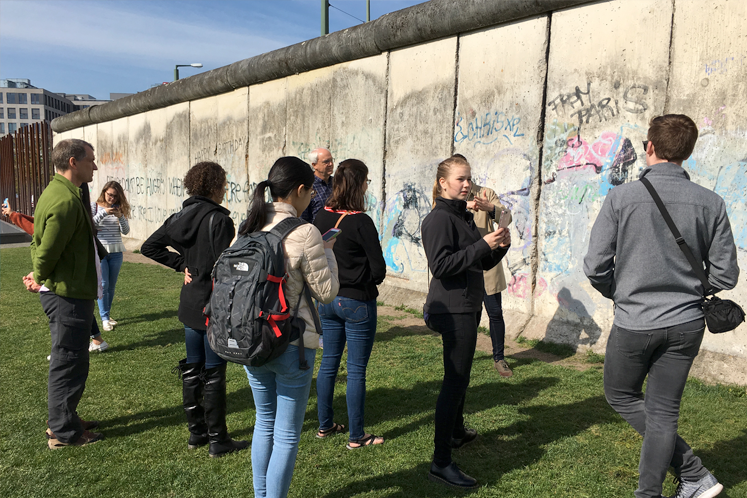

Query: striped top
[91,202,130,253]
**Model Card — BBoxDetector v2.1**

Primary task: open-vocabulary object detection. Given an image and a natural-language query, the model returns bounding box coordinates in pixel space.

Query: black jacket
[141,196,235,329]
[313,209,386,301]
[421,197,508,314]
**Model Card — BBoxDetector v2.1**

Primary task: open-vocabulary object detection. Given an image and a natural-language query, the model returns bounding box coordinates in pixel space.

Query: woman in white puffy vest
[239,156,339,498]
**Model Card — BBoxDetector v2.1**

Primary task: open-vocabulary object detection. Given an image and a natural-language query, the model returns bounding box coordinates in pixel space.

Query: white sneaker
[102,320,113,331]
[108,319,118,327]
[89,340,109,352]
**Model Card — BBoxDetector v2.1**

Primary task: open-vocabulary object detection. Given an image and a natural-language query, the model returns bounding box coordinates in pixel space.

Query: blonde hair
[432,155,470,208]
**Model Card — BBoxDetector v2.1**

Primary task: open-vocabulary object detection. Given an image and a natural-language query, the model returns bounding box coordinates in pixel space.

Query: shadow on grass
[697,429,747,491]
[320,394,619,497]
[375,324,438,343]
[106,327,186,352]
[101,385,255,439]
[119,309,180,326]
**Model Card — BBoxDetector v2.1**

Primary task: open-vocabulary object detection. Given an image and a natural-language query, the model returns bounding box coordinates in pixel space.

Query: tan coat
[468,184,512,295]
[261,202,339,349]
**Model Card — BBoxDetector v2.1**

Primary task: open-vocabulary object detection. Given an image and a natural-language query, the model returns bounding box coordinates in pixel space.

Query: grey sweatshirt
[584,162,739,331]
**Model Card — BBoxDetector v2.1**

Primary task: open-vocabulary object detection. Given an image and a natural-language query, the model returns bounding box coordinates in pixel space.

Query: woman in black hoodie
[141,161,248,458]
[421,155,510,489]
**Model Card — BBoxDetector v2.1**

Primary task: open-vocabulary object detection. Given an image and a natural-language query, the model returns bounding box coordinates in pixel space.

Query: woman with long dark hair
[313,159,386,449]
[241,156,339,498]
[142,162,249,458]
[91,181,130,333]
[421,155,510,489]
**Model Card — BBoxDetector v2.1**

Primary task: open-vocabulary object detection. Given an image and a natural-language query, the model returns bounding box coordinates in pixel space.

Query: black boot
[175,359,209,449]
[203,364,249,458]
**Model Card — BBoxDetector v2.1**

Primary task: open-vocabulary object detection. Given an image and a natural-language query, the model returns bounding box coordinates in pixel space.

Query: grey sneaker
[494,359,513,377]
[669,472,723,498]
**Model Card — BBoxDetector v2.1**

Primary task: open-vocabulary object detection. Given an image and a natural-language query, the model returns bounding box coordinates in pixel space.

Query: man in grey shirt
[584,114,739,498]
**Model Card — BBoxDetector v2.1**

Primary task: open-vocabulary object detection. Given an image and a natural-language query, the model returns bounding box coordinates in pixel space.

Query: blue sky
[0,0,424,99]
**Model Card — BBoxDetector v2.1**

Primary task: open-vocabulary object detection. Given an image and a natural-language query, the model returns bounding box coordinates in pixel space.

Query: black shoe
[187,432,209,450]
[208,438,250,458]
[428,462,478,489]
[451,428,478,449]
[203,364,249,458]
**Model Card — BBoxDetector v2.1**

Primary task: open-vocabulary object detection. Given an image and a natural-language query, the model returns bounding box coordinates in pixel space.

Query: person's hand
[1,205,12,216]
[23,271,41,293]
[184,268,192,285]
[466,200,477,211]
[323,238,337,251]
[483,228,511,250]
[473,191,494,213]
[106,206,121,217]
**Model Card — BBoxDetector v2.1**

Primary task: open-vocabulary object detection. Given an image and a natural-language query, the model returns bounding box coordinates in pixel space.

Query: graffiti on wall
[454,110,524,147]
[381,182,431,275]
[547,81,650,129]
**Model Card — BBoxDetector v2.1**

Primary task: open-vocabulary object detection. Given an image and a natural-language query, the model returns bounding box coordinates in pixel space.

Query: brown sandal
[346,434,384,449]
[316,423,345,438]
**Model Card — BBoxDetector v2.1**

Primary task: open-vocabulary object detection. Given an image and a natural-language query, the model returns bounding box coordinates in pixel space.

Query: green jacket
[31,174,98,300]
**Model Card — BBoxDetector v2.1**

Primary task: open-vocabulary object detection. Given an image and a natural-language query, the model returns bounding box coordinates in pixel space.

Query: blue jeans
[316,297,378,441]
[97,251,124,321]
[244,346,316,498]
[184,326,226,369]
[604,319,708,498]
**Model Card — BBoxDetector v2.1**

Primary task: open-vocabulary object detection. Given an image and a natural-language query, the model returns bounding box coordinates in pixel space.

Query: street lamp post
[174,63,203,81]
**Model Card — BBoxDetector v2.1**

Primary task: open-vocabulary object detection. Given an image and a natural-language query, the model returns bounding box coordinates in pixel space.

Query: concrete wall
[57,0,747,384]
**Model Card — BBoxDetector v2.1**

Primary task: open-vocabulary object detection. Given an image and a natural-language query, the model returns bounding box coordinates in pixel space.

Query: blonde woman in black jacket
[421,155,510,489]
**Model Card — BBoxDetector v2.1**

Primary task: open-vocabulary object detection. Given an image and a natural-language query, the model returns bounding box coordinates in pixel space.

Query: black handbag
[640,177,745,333]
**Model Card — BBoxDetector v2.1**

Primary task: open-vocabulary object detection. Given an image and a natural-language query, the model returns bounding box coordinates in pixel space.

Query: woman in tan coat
[239,156,339,498]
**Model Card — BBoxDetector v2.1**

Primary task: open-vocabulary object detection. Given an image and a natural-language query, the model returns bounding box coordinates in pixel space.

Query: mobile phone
[111,204,119,209]
[322,228,341,242]
[497,210,511,229]
[2,198,8,208]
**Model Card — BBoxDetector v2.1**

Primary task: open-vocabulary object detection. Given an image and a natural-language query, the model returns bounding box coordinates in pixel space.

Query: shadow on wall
[545,287,603,352]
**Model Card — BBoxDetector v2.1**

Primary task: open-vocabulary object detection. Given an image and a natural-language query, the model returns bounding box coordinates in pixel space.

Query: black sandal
[346,434,384,449]
[316,423,345,438]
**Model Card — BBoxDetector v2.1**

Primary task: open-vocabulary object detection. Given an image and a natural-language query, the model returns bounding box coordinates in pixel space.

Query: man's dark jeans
[604,319,709,498]
[41,292,93,443]
[425,312,478,467]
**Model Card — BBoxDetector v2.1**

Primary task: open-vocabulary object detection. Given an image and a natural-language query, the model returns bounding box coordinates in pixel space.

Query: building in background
[0,79,118,137]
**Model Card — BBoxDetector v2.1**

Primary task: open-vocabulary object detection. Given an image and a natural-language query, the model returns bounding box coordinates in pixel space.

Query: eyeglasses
[642,140,650,151]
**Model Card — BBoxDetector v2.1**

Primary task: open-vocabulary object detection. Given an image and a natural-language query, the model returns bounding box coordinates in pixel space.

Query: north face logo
[234,262,249,272]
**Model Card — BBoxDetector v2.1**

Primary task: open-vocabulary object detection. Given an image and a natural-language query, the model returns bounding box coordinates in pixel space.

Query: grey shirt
[584,162,739,331]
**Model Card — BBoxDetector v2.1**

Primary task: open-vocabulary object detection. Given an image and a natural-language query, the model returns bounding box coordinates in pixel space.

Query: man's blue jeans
[604,319,709,498]
[316,297,378,441]
[244,346,316,498]
[97,251,124,321]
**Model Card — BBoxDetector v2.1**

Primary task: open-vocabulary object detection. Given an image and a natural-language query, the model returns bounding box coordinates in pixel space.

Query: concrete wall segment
[383,37,457,293]
[454,16,550,316]
[667,0,747,348]
[248,78,288,184]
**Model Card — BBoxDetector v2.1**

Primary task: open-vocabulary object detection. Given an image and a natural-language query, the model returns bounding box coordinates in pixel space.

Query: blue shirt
[301,175,333,223]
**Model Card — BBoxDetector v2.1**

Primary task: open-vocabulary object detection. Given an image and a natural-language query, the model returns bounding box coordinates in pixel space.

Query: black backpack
[205,217,318,369]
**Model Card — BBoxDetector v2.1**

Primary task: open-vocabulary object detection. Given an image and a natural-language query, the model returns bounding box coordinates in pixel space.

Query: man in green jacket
[27,138,103,448]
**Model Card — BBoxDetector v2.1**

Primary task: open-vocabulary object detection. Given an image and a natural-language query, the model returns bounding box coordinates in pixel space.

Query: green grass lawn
[1,246,746,498]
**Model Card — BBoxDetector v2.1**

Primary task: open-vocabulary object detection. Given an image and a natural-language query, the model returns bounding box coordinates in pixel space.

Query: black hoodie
[141,196,235,329]
[421,197,508,314]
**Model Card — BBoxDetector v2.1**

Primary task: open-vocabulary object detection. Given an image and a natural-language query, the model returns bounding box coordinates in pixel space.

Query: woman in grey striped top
[92,181,131,331]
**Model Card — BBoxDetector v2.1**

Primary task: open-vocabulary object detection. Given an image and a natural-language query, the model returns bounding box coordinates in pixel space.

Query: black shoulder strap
[207,212,217,261]
[269,216,307,241]
[639,177,714,295]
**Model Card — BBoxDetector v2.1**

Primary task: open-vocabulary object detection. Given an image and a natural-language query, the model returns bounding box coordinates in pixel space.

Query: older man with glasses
[301,148,335,223]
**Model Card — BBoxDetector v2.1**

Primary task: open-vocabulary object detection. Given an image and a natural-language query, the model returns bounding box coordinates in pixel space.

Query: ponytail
[239,157,314,235]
